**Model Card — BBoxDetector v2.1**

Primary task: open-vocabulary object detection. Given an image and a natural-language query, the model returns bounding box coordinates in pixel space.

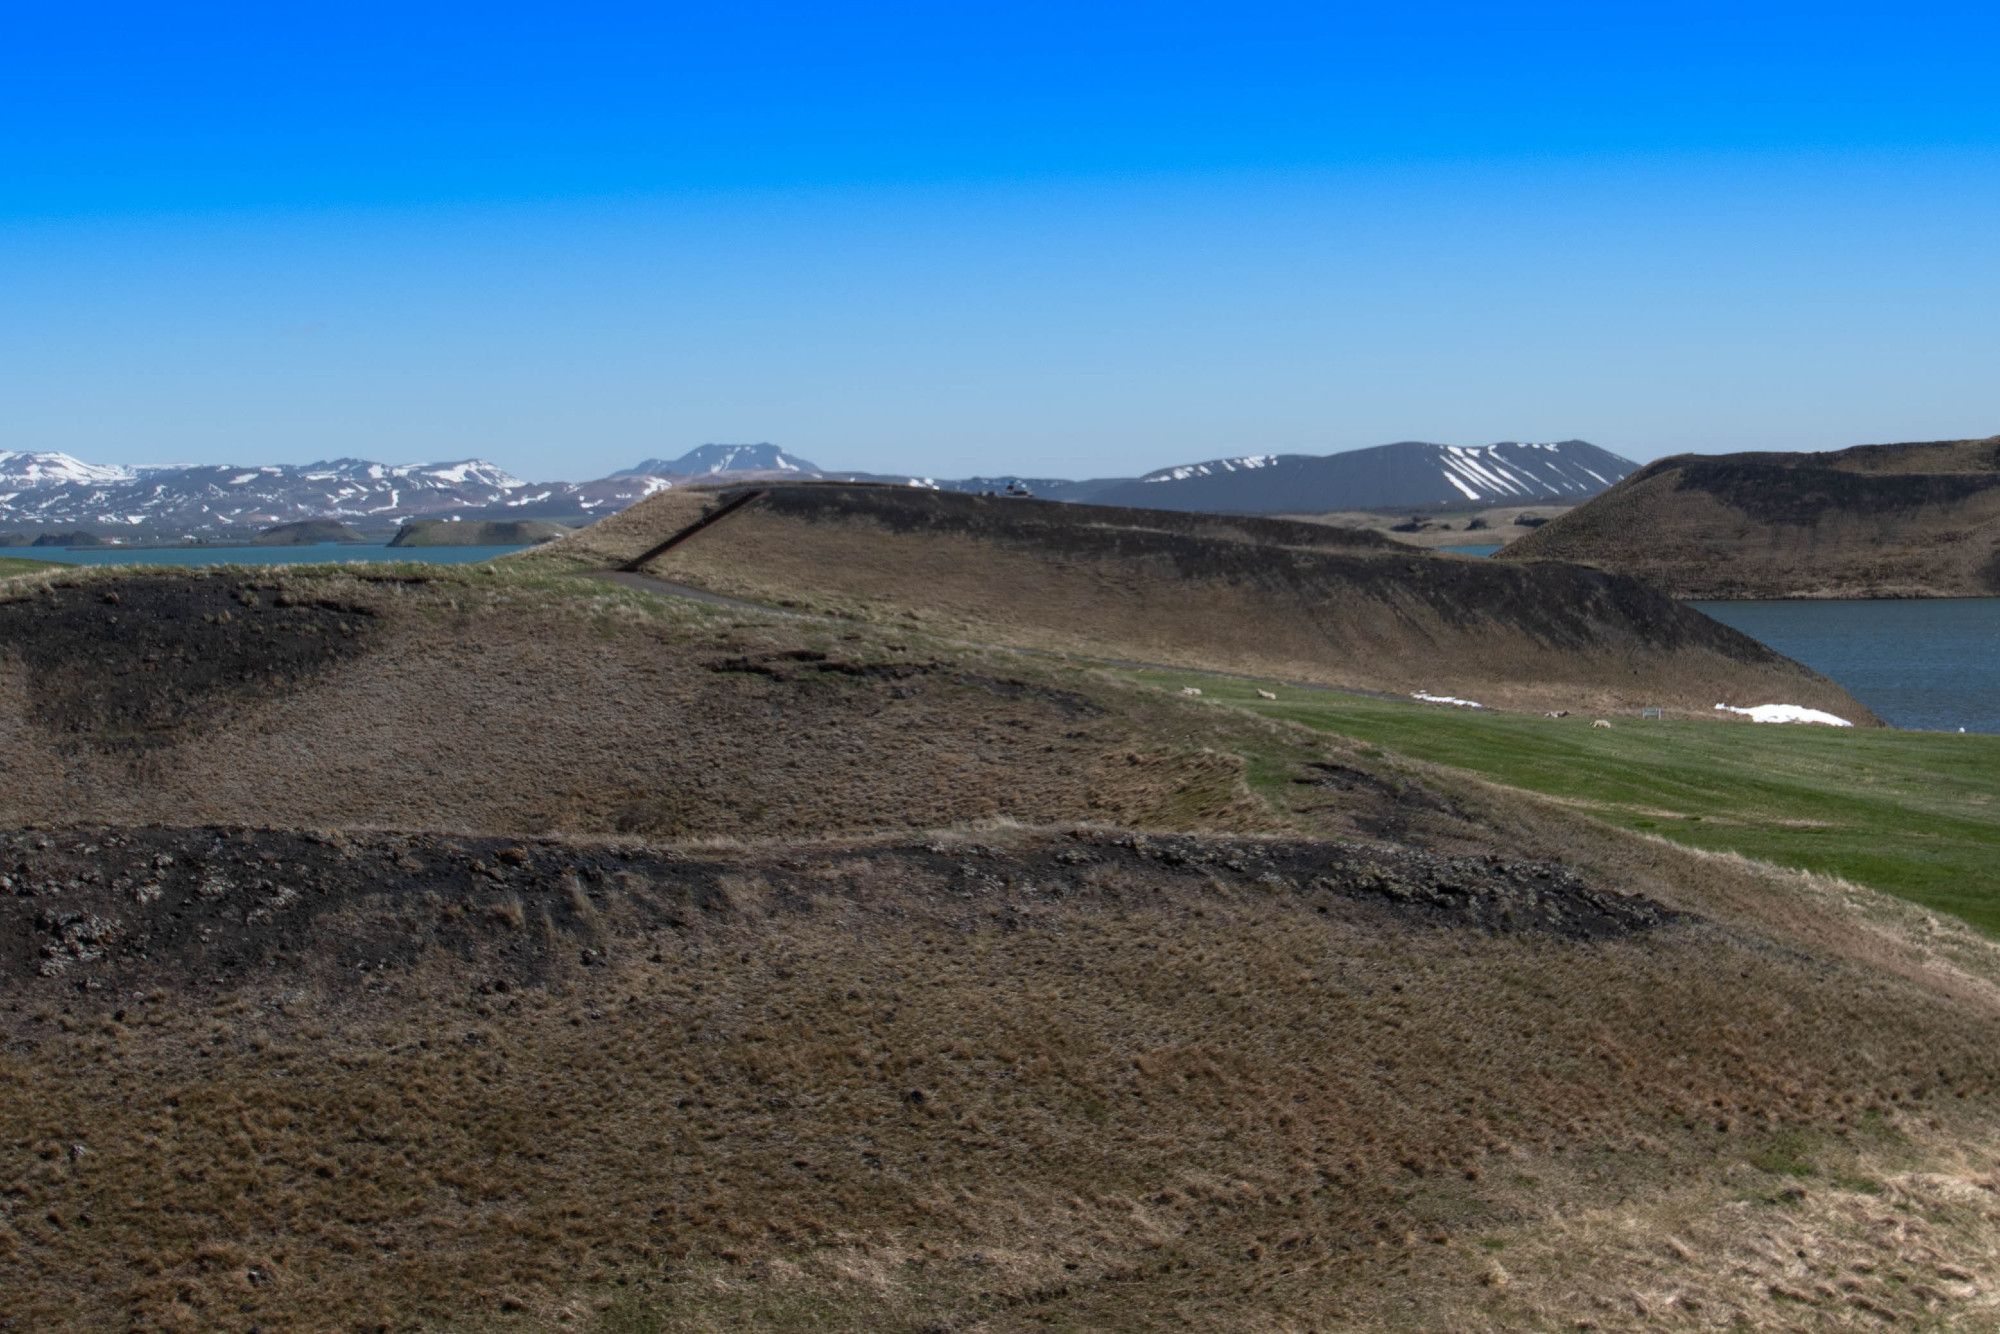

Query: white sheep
[1591,719,1612,730]
[1255,689,1278,701]
[1180,686,1203,697]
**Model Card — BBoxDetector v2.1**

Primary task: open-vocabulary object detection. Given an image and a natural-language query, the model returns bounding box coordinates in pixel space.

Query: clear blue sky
[4,2,1997,481]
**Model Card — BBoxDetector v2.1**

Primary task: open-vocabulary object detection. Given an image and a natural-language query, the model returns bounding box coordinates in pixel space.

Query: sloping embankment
[543,482,1872,721]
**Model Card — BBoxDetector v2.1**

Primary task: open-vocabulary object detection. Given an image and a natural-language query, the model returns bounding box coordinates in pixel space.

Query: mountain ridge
[0,438,1637,540]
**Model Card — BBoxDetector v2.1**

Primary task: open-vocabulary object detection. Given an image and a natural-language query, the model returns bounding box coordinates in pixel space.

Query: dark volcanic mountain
[1502,435,2000,598]
[1079,440,1637,514]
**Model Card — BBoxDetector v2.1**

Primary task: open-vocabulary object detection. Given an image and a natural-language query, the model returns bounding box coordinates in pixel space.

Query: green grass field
[1132,671,2000,933]
[0,557,58,578]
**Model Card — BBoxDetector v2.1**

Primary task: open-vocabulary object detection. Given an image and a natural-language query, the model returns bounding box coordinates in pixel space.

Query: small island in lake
[253,519,368,545]
[387,518,570,547]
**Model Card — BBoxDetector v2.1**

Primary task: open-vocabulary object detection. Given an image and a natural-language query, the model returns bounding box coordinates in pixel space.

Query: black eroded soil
[0,575,375,750]
[0,825,1683,999]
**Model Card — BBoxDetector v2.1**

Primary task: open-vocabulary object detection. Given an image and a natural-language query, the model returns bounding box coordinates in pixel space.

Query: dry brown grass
[5,823,2000,1330]
[0,567,1356,840]
[3,564,1999,1330]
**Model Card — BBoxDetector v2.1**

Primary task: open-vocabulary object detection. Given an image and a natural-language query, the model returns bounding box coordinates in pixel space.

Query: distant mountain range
[994,440,1637,512]
[0,439,1637,541]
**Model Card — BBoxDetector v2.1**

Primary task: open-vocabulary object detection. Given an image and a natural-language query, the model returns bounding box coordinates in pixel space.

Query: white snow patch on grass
[1714,703,1853,727]
[1413,691,1484,709]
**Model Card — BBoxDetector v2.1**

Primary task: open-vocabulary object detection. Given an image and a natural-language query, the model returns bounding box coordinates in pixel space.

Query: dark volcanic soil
[0,575,375,751]
[0,825,1680,999]
[1666,454,2000,525]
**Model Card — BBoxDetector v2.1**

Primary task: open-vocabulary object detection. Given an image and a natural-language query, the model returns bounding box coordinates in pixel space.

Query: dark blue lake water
[1692,599,2000,734]
[0,542,528,568]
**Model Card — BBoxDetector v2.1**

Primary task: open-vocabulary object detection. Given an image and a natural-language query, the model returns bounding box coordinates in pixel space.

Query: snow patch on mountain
[0,451,135,487]
[620,444,821,478]
[1142,454,1282,483]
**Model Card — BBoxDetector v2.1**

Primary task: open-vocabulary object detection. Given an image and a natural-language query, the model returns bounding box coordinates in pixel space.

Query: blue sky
[4,2,1997,480]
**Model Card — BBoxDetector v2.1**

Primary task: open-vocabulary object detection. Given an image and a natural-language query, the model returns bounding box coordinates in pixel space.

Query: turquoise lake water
[1439,542,1505,557]
[1692,599,2000,734]
[0,542,529,567]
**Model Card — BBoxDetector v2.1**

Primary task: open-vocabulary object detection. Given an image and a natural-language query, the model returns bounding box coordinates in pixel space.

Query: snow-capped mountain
[0,439,1638,541]
[0,457,648,536]
[618,444,816,477]
[1080,441,1637,514]
[0,450,134,488]
[0,460,540,532]
[1137,454,1295,484]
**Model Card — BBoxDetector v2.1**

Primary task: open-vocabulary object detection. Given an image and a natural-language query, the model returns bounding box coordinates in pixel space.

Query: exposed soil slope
[529,482,1870,721]
[0,569,1442,843]
[1502,436,2000,598]
[0,577,375,752]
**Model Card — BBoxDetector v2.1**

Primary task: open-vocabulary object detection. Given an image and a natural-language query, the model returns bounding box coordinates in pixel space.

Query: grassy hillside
[1504,435,2000,598]
[1133,670,2000,932]
[7,562,2000,1328]
[520,482,1870,722]
[0,556,59,578]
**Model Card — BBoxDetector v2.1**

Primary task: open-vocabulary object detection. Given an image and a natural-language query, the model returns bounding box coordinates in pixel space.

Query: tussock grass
[8,563,2000,1329]
[6,828,2000,1330]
